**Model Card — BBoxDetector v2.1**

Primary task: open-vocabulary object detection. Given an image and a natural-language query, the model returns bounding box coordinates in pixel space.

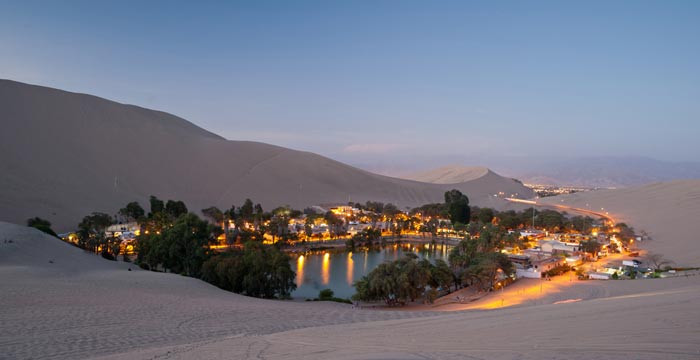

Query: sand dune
[2,221,699,360]
[0,80,533,231]
[404,165,491,184]
[0,222,437,360]
[540,180,700,266]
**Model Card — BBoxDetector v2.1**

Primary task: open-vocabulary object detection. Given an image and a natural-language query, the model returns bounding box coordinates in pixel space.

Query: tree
[353,254,437,306]
[149,195,164,215]
[430,259,454,293]
[202,206,224,224]
[165,200,188,218]
[201,241,296,299]
[240,199,254,220]
[477,208,494,224]
[119,202,145,222]
[138,213,214,276]
[444,189,470,225]
[579,240,602,256]
[77,212,114,254]
[26,217,57,237]
[645,253,673,271]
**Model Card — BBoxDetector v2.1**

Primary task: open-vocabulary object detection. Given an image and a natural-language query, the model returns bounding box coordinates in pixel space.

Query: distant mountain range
[0,80,533,230]
[362,157,700,189]
[495,157,700,188]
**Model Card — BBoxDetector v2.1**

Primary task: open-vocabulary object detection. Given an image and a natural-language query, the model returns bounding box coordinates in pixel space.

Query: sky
[1,0,699,172]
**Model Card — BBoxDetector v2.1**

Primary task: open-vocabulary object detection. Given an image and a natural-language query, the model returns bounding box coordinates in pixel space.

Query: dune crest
[0,80,533,230]
[404,165,491,184]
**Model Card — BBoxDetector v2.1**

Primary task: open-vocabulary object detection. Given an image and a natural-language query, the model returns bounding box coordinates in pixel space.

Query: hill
[404,165,491,184]
[0,80,534,231]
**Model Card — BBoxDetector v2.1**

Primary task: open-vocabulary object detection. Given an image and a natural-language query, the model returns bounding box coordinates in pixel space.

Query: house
[104,222,140,238]
[540,240,579,255]
[514,256,566,279]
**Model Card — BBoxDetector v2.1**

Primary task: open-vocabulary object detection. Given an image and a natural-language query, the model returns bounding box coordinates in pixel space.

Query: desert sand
[3,217,700,360]
[404,165,491,184]
[0,80,532,231]
[540,180,700,266]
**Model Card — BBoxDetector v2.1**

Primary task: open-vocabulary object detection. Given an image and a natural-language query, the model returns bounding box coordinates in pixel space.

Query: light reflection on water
[321,253,330,285]
[296,255,304,286]
[291,243,451,299]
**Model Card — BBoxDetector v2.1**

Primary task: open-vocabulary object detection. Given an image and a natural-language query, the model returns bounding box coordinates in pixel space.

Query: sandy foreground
[2,214,700,359]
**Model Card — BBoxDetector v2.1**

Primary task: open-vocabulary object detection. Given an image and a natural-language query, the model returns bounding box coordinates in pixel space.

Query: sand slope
[0,80,533,231]
[404,165,491,184]
[2,221,699,360]
[0,222,436,360]
[541,180,700,266]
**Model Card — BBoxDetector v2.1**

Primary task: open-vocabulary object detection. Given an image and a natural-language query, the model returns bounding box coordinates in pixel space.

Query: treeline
[70,195,296,299]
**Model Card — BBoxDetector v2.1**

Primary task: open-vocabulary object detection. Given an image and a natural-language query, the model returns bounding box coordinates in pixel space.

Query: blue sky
[1,1,699,170]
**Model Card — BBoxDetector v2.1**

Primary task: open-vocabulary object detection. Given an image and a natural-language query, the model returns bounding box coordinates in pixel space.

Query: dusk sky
[2,1,699,170]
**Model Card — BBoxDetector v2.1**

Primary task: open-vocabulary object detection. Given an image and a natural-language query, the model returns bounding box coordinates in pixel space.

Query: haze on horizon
[1,1,699,172]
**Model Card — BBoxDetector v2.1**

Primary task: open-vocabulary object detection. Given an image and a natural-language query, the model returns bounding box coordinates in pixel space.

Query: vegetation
[645,253,673,272]
[76,212,115,257]
[353,253,442,306]
[345,228,382,249]
[444,189,470,225]
[579,240,602,256]
[137,213,215,277]
[312,289,352,304]
[26,217,57,237]
[201,241,296,299]
[448,237,515,292]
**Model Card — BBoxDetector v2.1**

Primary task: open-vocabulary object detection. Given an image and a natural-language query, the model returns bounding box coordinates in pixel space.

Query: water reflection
[296,255,305,287]
[346,252,354,285]
[321,252,330,285]
[292,243,451,299]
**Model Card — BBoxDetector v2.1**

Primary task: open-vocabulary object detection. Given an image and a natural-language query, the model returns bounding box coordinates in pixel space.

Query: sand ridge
[0,80,534,231]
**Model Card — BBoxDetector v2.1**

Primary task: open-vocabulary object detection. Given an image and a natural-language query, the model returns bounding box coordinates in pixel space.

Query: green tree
[478,208,494,224]
[77,212,114,254]
[579,240,602,256]
[201,241,296,299]
[165,200,188,219]
[149,195,164,215]
[26,217,57,237]
[444,189,470,225]
[240,199,254,220]
[138,213,214,276]
[119,201,145,222]
[202,206,224,224]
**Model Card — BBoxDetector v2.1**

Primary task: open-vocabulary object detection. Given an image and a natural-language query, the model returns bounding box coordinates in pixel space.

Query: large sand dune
[2,222,700,359]
[540,180,700,266]
[404,165,491,184]
[0,80,533,231]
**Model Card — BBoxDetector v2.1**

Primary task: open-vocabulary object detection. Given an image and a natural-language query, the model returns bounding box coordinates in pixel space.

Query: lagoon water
[291,243,451,299]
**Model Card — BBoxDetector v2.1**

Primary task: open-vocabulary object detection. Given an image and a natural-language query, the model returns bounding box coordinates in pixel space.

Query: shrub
[319,289,334,300]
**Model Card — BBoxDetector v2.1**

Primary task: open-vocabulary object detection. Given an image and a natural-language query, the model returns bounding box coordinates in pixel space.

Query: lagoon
[291,243,451,299]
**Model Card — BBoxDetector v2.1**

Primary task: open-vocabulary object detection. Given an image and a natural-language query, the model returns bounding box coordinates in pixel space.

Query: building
[540,240,579,255]
[514,256,566,279]
[104,222,140,238]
